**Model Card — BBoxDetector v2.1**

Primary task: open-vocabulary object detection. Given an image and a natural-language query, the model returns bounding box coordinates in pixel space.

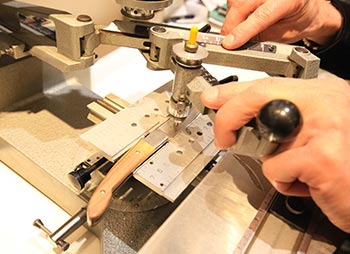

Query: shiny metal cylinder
[168,63,202,118]
[168,42,208,118]
[50,207,87,249]
[116,0,173,20]
[121,7,155,20]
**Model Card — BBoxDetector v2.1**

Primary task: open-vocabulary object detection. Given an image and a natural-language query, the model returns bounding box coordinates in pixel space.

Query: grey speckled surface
[101,193,189,253]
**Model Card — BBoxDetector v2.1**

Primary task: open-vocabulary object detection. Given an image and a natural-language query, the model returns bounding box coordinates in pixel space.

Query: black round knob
[68,167,92,190]
[257,99,301,143]
[285,196,305,215]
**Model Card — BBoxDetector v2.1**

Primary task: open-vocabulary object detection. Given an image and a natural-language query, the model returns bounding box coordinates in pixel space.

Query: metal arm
[18,14,319,78]
[96,19,320,78]
[0,2,320,78]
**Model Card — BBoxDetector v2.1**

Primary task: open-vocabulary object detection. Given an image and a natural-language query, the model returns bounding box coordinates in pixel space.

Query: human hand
[201,77,350,232]
[221,0,342,49]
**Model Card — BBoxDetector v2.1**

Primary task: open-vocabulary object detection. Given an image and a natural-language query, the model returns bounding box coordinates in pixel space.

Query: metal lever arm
[25,14,320,77]
[0,2,320,76]
[99,20,320,78]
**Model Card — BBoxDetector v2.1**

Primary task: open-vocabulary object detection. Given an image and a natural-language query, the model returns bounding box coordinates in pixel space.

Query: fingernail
[223,34,235,45]
[202,86,219,103]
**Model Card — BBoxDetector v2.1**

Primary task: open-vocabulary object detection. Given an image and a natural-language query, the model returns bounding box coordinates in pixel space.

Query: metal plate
[134,114,215,201]
[81,91,170,160]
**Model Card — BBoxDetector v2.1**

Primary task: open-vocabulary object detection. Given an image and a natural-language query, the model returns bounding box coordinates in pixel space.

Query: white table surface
[0,161,100,254]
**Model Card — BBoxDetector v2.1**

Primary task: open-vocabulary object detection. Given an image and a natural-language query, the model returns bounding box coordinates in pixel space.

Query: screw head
[295,46,309,54]
[57,240,70,251]
[33,219,44,228]
[77,15,92,22]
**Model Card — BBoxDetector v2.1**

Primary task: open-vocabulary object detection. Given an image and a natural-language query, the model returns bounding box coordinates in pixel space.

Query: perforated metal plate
[134,114,216,201]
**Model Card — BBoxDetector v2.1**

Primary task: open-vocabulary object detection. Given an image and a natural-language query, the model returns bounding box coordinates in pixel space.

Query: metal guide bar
[234,190,319,253]
[87,93,130,124]
[111,19,224,46]
[234,188,277,254]
[111,19,279,50]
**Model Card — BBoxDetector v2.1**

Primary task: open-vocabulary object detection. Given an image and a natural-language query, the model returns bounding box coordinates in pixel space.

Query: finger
[200,81,253,109]
[272,180,311,197]
[222,0,266,32]
[258,25,306,44]
[213,89,266,148]
[222,0,295,49]
[262,146,314,197]
[221,2,254,35]
[225,0,237,12]
[262,146,316,188]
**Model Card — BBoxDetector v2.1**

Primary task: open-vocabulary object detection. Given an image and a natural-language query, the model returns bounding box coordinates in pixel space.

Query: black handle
[257,99,302,143]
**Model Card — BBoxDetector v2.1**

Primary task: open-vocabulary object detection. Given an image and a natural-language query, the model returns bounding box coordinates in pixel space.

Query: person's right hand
[221,0,342,49]
[201,76,350,233]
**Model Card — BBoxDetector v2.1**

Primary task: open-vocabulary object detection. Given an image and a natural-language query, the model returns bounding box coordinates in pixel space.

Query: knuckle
[232,0,245,7]
[245,77,277,99]
[252,6,274,25]
[312,137,343,169]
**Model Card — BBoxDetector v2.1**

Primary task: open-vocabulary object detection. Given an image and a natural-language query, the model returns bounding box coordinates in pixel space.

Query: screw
[77,14,92,22]
[151,26,166,34]
[33,219,52,235]
[33,219,70,251]
[267,45,276,52]
[295,46,309,54]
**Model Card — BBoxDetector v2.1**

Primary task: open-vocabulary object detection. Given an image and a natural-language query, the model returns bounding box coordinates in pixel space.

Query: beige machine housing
[0,1,348,254]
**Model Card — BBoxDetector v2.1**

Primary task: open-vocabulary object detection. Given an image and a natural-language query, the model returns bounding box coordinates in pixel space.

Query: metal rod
[50,207,87,243]
[33,207,87,251]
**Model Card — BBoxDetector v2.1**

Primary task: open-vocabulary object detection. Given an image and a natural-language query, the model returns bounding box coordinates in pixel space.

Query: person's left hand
[221,0,342,49]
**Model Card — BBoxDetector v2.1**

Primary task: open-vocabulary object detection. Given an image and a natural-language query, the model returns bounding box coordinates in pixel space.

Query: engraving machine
[1,1,348,254]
